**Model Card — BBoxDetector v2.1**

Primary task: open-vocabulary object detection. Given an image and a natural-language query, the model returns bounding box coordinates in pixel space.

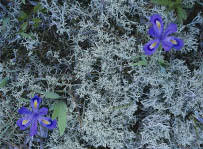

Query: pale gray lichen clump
[0,0,202,149]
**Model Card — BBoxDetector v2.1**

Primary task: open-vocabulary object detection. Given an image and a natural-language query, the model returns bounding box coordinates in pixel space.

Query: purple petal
[39,107,48,116]
[162,36,184,51]
[17,116,32,130]
[150,14,164,37]
[38,117,57,130]
[164,23,177,37]
[148,26,156,38]
[18,107,32,115]
[30,119,38,136]
[143,39,160,55]
[171,37,184,50]
[162,37,173,51]
[30,95,42,112]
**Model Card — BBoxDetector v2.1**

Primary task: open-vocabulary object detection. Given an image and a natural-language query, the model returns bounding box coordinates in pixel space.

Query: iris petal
[171,37,184,50]
[38,117,57,129]
[39,107,48,115]
[30,119,38,136]
[143,39,160,55]
[18,107,32,115]
[16,116,32,130]
[162,37,173,51]
[148,26,156,38]
[47,119,57,129]
[31,95,42,111]
[150,14,163,37]
[164,23,177,37]
[42,120,50,125]
[162,36,183,51]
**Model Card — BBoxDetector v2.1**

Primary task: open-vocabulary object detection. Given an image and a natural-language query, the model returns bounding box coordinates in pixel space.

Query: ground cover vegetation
[0,0,202,148]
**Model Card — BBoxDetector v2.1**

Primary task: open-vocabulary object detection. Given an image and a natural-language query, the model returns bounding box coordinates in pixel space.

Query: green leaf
[32,18,42,24]
[176,0,182,4]
[112,101,134,110]
[32,18,42,28]
[132,60,147,66]
[3,18,10,27]
[52,101,67,136]
[0,77,9,88]
[44,92,60,99]
[18,11,28,22]
[158,59,169,67]
[168,2,175,9]
[132,55,147,66]
[52,104,59,120]
[33,3,42,13]
[2,18,10,32]
[21,22,28,31]
[177,7,187,24]
[22,0,26,4]
[19,32,32,38]
[19,32,36,40]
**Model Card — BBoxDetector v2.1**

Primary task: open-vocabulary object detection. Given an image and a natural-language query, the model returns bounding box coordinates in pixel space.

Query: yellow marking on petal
[156,20,161,29]
[34,100,38,108]
[149,42,157,49]
[22,120,28,125]
[42,120,50,125]
[170,39,177,45]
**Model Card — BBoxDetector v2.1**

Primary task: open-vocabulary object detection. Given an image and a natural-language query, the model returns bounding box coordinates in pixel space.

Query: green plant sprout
[18,3,44,39]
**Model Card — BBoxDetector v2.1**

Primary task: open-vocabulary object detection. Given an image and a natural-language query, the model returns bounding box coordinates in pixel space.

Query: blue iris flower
[143,14,184,55]
[17,95,57,136]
